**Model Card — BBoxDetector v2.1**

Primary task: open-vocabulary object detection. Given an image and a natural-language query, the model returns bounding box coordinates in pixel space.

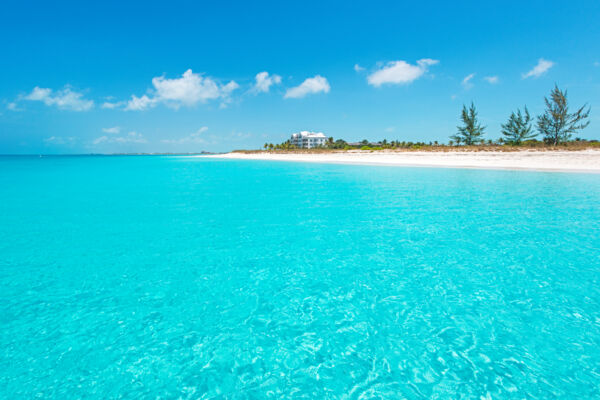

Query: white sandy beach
[207,150,600,173]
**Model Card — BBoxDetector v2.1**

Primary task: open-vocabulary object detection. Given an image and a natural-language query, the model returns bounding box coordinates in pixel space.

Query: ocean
[1,155,599,398]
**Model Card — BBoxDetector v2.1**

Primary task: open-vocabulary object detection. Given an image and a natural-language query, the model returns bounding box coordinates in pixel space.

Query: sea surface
[1,155,600,399]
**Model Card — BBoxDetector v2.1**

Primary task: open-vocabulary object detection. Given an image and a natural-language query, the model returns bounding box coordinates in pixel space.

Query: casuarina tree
[451,103,485,145]
[537,85,590,145]
[501,107,536,145]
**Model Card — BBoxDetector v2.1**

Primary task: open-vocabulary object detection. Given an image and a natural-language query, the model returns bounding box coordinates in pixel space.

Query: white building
[290,131,327,149]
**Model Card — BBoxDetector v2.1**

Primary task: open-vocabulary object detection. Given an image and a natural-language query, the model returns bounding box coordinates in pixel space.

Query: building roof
[291,131,326,138]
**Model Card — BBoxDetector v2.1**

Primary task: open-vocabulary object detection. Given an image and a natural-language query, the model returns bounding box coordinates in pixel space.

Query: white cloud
[219,81,240,108]
[125,95,156,111]
[252,72,281,93]
[354,64,365,72]
[93,131,147,145]
[384,126,395,133]
[102,101,125,109]
[125,69,239,111]
[102,126,120,134]
[222,80,240,95]
[462,73,475,89]
[115,131,146,143]
[484,76,499,84]
[6,102,20,111]
[93,136,109,145]
[161,127,208,144]
[367,59,439,87]
[26,87,52,101]
[24,86,93,111]
[153,70,218,105]
[522,59,554,79]
[284,75,330,99]
[44,136,76,145]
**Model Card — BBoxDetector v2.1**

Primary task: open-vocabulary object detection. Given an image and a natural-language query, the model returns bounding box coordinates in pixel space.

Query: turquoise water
[1,155,600,399]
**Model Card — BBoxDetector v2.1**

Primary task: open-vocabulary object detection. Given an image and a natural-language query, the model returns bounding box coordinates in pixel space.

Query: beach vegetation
[326,139,348,149]
[252,86,596,152]
[501,107,536,145]
[451,103,486,145]
[537,85,590,145]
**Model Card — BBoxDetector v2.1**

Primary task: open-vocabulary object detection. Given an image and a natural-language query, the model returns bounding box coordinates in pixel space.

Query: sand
[204,150,600,173]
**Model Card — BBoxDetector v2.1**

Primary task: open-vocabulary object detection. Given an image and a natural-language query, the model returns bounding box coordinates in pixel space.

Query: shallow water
[1,155,599,398]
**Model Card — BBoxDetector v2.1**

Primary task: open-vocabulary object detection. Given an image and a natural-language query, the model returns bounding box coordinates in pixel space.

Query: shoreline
[204,150,600,173]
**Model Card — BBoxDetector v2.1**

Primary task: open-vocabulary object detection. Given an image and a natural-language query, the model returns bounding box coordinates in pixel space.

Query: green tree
[537,85,590,145]
[451,103,485,145]
[332,139,347,149]
[501,107,536,145]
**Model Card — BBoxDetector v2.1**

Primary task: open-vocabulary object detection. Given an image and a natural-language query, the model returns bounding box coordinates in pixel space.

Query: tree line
[262,85,592,151]
[452,85,590,146]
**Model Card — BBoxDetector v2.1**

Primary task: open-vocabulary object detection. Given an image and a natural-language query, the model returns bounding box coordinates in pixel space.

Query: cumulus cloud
[462,73,475,89]
[153,70,223,105]
[367,59,438,87]
[252,72,281,93]
[484,76,499,84]
[161,127,208,144]
[125,95,155,111]
[222,80,240,95]
[102,126,120,134]
[93,131,147,145]
[522,59,554,79]
[284,75,330,99]
[125,69,239,111]
[219,81,240,107]
[24,86,93,111]
[26,87,52,101]
[354,64,365,72]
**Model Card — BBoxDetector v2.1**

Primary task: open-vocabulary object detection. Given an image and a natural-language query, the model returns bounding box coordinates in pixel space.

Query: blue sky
[1,0,599,154]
